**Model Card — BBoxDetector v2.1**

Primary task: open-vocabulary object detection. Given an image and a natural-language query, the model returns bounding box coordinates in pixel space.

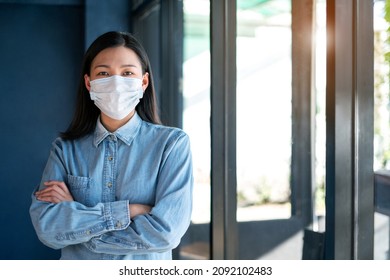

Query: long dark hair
[60,31,161,140]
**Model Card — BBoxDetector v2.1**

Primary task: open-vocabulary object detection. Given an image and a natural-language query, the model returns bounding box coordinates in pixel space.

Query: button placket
[102,136,117,202]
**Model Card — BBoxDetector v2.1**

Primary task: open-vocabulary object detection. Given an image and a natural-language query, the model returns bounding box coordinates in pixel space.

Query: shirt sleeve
[83,132,194,255]
[30,195,130,249]
[29,139,131,249]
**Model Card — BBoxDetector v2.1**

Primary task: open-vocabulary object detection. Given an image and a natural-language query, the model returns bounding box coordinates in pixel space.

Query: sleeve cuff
[103,200,131,231]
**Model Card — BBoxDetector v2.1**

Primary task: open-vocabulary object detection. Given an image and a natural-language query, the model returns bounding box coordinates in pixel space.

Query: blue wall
[0,0,131,259]
[0,3,83,259]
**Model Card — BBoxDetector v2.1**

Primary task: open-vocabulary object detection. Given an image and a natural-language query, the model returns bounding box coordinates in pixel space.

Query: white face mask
[89,75,144,120]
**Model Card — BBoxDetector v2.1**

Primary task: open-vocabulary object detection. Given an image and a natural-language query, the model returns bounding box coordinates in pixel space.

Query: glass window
[236,0,292,221]
[374,0,390,260]
[180,0,211,260]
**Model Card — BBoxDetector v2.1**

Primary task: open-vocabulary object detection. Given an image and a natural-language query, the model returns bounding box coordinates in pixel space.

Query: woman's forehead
[92,46,141,68]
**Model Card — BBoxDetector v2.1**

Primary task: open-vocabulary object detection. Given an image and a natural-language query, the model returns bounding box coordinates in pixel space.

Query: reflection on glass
[181,0,210,259]
[183,0,210,225]
[314,0,326,225]
[236,0,292,221]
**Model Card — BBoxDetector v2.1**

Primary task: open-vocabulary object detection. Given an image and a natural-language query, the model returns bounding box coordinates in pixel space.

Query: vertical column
[353,0,374,260]
[325,0,374,259]
[160,0,184,128]
[291,0,315,225]
[210,0,237,260]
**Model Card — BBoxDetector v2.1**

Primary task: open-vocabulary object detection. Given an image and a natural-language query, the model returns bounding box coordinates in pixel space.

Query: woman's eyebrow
[121,64,138,68]
[93,64,110,69]
[93,64,138,69]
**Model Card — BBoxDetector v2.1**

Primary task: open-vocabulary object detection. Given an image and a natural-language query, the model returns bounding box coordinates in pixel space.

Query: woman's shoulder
[142,121,188,137]
[140,121,190,146]
[52,133,92,149]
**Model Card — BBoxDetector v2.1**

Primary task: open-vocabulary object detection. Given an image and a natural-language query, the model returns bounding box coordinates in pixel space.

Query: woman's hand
[129,204,152,219]
[35,181,74,203]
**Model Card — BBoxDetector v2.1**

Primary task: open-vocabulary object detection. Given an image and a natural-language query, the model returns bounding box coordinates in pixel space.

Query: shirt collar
[93,112,142,147]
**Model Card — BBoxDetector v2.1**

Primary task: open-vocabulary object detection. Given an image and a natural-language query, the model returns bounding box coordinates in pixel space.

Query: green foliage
[385,0,390,62]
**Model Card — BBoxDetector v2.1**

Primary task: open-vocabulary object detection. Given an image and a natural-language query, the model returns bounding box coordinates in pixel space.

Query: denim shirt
[29,113,193,260]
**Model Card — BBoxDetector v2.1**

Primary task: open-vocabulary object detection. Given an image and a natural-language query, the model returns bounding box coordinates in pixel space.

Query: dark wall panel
[0,3,84,259]
[85,0,131,48]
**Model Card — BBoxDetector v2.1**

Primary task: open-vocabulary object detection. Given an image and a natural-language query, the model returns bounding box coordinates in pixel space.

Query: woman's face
[84,46,149,91]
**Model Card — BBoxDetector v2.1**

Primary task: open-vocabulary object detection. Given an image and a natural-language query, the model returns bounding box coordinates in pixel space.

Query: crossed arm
[35,180,151,218]
[31,133,193,253]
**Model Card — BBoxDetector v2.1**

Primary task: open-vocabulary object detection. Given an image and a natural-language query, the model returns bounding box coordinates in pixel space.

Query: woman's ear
[84,74,91,91]
[142,72,149,92]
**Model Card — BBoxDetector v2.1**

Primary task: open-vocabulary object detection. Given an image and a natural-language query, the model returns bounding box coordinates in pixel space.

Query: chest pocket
[67,174,92,206]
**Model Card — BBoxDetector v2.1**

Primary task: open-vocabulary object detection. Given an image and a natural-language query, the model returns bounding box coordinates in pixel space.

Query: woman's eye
[97,72,109,76]
[123,71,133,76]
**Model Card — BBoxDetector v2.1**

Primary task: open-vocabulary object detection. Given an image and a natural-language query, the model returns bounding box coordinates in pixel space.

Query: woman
[29,31,193,260]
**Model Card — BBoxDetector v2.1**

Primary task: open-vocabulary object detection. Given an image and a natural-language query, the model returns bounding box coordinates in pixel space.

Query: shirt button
[107,182,112,188]
[116,221,122,228]
[108,156,113,161]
